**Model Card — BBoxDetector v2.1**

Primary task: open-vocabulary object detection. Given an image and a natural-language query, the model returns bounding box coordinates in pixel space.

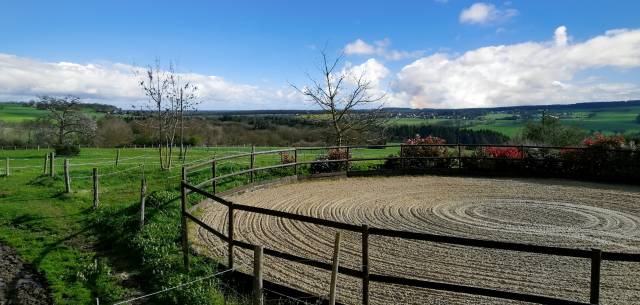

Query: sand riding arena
[189,176,640,305]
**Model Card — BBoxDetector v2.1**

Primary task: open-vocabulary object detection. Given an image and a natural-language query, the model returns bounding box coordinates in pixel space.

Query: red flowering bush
[396,135,453,169]
[483,147,525,159]
[582,133,625,149]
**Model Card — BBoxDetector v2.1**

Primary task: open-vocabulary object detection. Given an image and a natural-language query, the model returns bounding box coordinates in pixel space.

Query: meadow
[0,145,398,304]
[0,103,104,123]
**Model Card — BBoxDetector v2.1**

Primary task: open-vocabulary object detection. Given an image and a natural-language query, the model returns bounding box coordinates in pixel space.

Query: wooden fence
[180,144,640,305]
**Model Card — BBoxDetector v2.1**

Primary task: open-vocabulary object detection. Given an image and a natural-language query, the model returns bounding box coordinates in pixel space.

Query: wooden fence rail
[179,144,640,305]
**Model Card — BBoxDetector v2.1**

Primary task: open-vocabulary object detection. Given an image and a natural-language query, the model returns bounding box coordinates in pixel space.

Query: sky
[1,0,640,110]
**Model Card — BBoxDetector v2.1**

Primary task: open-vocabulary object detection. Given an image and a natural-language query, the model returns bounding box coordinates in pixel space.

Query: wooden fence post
[590,248,602,304]
[49,152,55,177]
[253,245,264,305]
[345,147,350,172]
[293,148,298,176]
[43,153,49,175]
[400,145,405,171]
[4,157,9,177]
[250,145,255,183]
[63,159,71,193]
[181,179,190,271]
[458,143,462,169]
[228,202,235,270]
[361,225,370,305]
[211,160,217,194]
[139,171,147,230]
[92,168,99,209]
[329,231,342,305]
[115,149,120,166]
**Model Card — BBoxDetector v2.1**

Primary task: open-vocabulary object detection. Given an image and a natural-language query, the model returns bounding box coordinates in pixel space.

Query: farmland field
[0,103,104,123]
[193,176,640,305]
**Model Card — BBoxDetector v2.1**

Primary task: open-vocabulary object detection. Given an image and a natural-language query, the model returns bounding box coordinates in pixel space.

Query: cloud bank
[387,26,640,108]
[2,26,640,110]
[0,54,300,109]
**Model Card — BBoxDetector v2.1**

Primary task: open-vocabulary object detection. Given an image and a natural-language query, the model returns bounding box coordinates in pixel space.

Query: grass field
[0,103,104,123]
[0,145,399,304]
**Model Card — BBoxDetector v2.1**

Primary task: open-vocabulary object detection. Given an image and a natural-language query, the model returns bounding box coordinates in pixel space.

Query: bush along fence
[179,144,640,305]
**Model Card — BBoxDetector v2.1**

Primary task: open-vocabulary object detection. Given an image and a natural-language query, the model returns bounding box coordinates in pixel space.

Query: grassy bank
[0,147,257,304]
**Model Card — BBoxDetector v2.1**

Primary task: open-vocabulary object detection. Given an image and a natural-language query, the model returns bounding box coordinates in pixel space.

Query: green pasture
[0,103,105,123]
[0,103,48,122]
[0,144,406,304]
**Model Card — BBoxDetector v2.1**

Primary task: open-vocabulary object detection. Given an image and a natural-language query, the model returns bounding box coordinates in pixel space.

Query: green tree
[521,112,586,146]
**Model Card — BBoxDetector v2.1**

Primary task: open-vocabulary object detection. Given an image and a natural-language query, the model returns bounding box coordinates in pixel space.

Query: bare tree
[137,61,200,169]
[291,50,386,146]
[38,95,97,145]
[137,61,175,170]
[167,73,199,161]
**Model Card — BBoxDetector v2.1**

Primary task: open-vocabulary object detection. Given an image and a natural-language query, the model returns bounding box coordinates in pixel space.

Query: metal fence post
[115,149,120,166]
[362,224,370,305]
[4,157,9,177]
[590,248,602,304]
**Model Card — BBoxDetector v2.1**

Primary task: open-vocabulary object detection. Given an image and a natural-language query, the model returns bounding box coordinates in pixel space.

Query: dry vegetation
[193,176,640,305]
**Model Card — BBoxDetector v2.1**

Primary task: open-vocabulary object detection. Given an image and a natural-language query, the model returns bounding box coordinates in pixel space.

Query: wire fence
[110,264,244,305]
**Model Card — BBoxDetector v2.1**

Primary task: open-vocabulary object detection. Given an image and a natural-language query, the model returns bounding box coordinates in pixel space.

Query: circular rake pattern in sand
[191,176,640,305]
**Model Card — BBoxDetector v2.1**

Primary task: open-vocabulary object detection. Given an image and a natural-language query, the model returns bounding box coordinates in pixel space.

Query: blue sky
[1,0,640,109]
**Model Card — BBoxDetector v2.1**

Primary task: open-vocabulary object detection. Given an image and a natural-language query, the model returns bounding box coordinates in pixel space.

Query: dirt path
[192,176,640,305]
[0,244,52,305]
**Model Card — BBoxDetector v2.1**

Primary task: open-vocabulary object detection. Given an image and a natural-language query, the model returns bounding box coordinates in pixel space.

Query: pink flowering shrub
[582,133,625,149]
[392,135,453,169]
[483,146,525,159]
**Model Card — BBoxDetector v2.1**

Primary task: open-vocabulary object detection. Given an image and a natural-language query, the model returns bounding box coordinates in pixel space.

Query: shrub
[582,133,625,149]
[401,135,452,169]
[279,151,295,164]
[54,144,80,156]
[483,146,525,159]
[309,148,350,174]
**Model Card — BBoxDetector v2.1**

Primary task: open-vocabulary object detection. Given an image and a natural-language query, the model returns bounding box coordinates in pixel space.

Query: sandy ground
[0,243,52,305]
[191,176,640,305]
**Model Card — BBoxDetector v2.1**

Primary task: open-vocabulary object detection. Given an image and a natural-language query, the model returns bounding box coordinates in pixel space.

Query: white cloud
[0,53,300,109]
[343,58,390,88]
[555,26,568,46]
[344,39,376,55]
[388,26,640,108]
[459,2,518,25]
[343,38,423,61]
